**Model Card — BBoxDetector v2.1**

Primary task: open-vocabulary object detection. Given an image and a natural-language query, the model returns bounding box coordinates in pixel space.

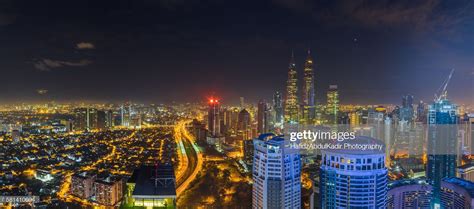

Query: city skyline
[1,0,473,104]
[2,1,474,208]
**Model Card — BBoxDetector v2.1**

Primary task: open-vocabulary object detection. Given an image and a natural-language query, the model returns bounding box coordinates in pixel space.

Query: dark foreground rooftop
[129,164,176,197]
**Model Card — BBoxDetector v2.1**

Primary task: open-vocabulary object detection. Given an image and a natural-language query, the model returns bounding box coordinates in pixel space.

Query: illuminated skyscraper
[349,111,361,126]
[87,108,98,130]
[326,85,339,124]
[252,134,301,209]
[207,99,221,137]
[387,180,432,209]
[106,110,114,128]
[320,137,388,208]
[238,109,251,140]
[400,95,415,122]
[273,91,283,125]
[120,104,130,127]
[427,98,458,208]
[440,178,474,208]
[302,49,315,124]
[417,100,427,122]
[257,100,268,135]
[402,94,414,108]
[284,51,299,124]
[74,107,98,131]
[74,108,88,131]
[240,97,245,110]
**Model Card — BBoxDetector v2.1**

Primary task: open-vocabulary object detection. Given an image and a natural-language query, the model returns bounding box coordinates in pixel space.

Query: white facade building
[252,133,301,209]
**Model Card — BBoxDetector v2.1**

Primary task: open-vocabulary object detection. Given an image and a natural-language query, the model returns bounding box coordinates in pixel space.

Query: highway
[174,120,203,196]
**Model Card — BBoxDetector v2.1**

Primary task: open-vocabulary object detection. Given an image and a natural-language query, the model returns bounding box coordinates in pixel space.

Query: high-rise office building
[417,100,426,122]
[326,85,339,124]
[240,97,245,110]
[349,111,361,126]
[257,100,269,135]
[440,177,474,208]
[320,136,388,208]
[302,49,315,124]
[207,99,221,137]
[387,180,432,209]
[463,114,474,155]
[252,134,301,209]
[384,116,392,166]
[367,109,384,140]
[400,95,415,122]
[74,108,88,131]
[238,109,251,140]
[87,108,98,130]
[120,105,128,127]
[387,178,474,209]
[427,98,458,208]
[243,139,254,166]
[74,107,98,131]
[273,91,284,125]
[192,119,207,144]
[284,51,299,124]
[106,110,114,128]
[402,95,414,108]
[97,110,106,130]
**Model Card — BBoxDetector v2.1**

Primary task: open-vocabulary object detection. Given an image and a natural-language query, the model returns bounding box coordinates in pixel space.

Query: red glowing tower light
[208,98,219,104]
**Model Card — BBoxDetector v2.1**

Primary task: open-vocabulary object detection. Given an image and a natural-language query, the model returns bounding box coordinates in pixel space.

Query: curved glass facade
[320,147,388,208]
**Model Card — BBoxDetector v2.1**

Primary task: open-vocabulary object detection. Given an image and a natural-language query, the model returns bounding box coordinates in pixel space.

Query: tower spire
[306,48,312,60]
[289,50,296,69]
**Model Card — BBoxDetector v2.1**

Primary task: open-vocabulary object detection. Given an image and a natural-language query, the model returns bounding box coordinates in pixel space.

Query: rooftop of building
[457,163,474,170]
[388,179,430,189]
[128,164,176,197]
[73,171,96,179]
[95,175,122,185]
[255,133,285,146]
[443,177,474,197]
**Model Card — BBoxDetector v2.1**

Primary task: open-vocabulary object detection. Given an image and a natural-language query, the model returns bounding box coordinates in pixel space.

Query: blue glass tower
[426,99,458,208]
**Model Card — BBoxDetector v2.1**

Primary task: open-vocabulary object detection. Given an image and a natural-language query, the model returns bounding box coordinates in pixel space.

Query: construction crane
[434,69,455,102]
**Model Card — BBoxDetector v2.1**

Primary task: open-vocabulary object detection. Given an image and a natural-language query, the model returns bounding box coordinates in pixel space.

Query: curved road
[174,120,203,196]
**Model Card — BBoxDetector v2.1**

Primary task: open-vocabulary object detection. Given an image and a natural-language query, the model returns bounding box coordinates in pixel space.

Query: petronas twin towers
[284,50,316,124]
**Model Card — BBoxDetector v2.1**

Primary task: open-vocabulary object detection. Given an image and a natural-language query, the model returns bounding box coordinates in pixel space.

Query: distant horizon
[0,96,471,107]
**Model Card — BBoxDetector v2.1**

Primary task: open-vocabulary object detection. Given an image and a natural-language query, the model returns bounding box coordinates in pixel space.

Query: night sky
[1,0,473,105]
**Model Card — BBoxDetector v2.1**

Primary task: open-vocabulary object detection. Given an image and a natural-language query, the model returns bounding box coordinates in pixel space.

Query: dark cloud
[76,42,95,50]
[273,0,474,33]
[346,0,438,28]
[34,59,92,71]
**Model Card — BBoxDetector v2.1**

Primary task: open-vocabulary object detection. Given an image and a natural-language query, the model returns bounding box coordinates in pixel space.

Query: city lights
[1,1,474,208]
